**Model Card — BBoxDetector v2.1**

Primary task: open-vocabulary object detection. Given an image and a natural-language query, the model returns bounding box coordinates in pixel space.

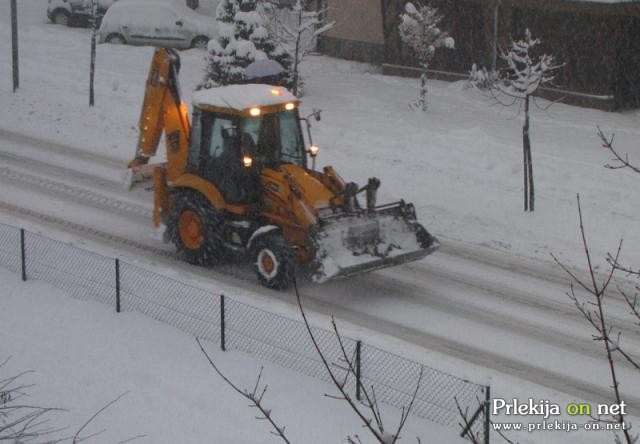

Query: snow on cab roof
[192,84,298,112]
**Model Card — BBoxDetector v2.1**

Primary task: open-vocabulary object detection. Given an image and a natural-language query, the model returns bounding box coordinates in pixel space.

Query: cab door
[199,113,259,205]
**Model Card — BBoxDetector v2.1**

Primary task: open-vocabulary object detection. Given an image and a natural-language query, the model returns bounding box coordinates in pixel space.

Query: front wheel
[167,190,224,266]
[251,233,295,290]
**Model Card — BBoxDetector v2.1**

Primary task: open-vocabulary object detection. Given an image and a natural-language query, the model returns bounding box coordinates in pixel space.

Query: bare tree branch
[196,339,291,444]
[598,127,640,174]
[0,358,68,443]
[619,288,640,325]
[72,391,135,444]
[552,195,635,443]
[292,276,423,443]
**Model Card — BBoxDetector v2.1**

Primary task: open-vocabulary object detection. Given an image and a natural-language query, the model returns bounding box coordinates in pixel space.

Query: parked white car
[47,0,117,27]
[98,0,216,49]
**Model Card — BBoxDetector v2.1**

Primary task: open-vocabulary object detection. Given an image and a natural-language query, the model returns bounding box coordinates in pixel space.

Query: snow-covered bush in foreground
[201,0,292,88]
[398,1,454,112]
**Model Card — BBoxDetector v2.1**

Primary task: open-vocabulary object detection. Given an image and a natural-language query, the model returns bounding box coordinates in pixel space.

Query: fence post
[220,294,226,351]
[11,0,19,92]
[355,340,362,401]
[20,228,26,281]
[115,258,121,313]
[484,385,490,444]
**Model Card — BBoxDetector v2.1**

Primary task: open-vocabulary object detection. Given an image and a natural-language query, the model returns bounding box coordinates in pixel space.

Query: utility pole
[89,0,97,106]
[10,0,19,92]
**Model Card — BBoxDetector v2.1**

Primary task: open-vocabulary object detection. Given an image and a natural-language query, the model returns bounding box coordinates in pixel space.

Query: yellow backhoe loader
[128,48,439,289]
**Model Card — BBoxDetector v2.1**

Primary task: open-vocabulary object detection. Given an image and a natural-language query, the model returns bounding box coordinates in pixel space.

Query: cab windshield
[239,110,305,168]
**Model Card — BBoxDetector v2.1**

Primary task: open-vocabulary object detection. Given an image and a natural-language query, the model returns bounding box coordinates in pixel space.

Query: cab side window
[209,117,233,159]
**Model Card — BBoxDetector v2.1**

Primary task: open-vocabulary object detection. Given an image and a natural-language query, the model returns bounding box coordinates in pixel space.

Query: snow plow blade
[311,201,439,283]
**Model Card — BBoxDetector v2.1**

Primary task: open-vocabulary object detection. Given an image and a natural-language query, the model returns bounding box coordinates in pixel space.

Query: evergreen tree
[201,0,292,88]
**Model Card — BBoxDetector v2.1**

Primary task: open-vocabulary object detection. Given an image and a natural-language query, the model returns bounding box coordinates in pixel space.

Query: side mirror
[175,20,183,26]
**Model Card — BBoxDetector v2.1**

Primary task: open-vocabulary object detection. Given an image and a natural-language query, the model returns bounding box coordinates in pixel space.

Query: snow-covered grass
[0,267,459,443]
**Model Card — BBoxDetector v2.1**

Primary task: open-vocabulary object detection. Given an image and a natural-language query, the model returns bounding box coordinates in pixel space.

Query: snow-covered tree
[493,29,562,212]
[398,2,454,111]
[262,0,335,96]
[201,0,292,88]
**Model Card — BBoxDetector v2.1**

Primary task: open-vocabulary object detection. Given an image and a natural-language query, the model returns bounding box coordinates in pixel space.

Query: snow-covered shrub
[398,1,454,111]
[201,0,292,88]
[466,63,492,89]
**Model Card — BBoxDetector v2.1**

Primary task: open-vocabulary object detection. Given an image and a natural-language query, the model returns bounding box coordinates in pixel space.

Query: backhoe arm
[128,48,191,182]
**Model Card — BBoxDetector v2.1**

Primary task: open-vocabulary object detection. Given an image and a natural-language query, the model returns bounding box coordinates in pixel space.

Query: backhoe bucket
[124,162,165,190]
[311,202,439,283]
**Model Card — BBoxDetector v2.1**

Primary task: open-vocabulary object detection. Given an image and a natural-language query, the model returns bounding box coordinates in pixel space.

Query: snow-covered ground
[0,267,456,443]
[1,1,639,443]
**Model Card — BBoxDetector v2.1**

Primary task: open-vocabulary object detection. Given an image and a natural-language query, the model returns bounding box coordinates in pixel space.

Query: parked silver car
[47,0,117,27]
[98,0,216,49]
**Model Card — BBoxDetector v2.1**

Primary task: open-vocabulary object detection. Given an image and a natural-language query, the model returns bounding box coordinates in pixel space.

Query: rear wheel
[191,36,209,50]
[106,33,126,44]
[167,190,224,265]
[251,233,295,290]
[52,10,70,26]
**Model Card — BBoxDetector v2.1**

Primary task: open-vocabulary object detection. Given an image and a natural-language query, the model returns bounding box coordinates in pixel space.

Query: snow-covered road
[1,127,638,419]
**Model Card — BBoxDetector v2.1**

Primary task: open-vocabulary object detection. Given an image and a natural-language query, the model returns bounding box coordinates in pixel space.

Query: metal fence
[0,221,490,442]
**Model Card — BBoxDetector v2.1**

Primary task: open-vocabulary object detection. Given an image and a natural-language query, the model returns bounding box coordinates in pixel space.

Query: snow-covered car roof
[192,84,299,114]
[102,0,216,36]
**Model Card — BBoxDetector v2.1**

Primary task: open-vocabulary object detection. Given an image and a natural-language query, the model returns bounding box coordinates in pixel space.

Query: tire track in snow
[0,165,150,221]
[0,200,168,257]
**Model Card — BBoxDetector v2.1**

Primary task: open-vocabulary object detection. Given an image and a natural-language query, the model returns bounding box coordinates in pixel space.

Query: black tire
[251,233,295,290]
[51,9,70,26]
[167,190,224,266]
[191,36,209,49]
[106,33,126,44]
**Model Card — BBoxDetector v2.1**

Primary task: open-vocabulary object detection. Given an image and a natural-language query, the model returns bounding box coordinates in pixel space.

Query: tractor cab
[189,84,310,205]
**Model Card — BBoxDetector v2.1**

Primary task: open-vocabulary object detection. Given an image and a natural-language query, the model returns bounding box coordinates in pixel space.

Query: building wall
[316,0,640,109]
[318,0,385,63]
[324,0,384,43]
